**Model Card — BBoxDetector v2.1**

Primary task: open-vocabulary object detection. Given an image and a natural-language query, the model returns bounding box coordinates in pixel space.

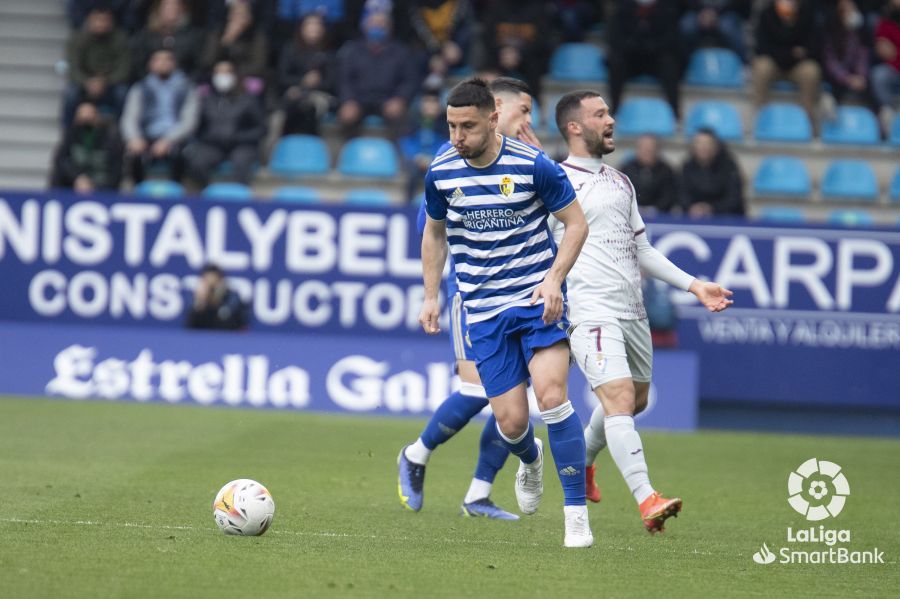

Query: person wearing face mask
[120,49,199,184]
[751,0,823,133]
[336,9,419,139]
[63,7,131,126]
[182,60,267,190]
[821,0,878,121]
[872,0,900,131]
[51,102,124,194]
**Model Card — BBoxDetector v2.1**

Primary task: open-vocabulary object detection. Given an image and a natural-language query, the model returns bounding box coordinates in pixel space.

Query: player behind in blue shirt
[398,78,541,520]
[418,78,593,547]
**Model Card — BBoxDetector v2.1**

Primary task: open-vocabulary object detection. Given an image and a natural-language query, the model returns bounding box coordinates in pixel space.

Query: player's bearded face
[448,106,496,160]
[579,100,616,156]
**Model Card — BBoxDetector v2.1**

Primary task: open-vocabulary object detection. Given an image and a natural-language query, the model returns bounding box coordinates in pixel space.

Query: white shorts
[569,318,653,389]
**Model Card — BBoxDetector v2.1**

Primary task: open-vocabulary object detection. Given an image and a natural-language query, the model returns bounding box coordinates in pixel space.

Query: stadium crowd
[51,0,900,213]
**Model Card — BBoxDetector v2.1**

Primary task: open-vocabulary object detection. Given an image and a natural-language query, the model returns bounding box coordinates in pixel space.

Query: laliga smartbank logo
[752,458,884,566]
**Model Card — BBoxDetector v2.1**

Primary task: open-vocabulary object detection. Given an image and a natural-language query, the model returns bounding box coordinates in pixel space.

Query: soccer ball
[213,479,275,536]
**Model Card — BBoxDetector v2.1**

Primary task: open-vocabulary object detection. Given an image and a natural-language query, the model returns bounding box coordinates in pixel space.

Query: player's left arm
[627,181,734,313]
[531,155,588,324]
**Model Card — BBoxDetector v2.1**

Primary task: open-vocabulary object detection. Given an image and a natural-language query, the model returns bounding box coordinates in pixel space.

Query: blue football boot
[460,498,520,520]
[397,445,426,511]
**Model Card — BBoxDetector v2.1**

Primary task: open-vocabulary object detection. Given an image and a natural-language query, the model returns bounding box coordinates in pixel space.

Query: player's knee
[534,383,566,412]
[600,378,636,415]
[495,412,528,440]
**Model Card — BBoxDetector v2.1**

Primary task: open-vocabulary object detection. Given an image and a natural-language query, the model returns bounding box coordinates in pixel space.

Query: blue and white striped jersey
[423,136,577,324]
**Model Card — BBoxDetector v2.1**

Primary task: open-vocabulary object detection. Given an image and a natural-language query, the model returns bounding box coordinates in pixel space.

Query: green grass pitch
[1,396,898,598]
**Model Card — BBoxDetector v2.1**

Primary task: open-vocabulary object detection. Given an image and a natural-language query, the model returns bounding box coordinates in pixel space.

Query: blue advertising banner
[0,322,698,431]
[1,191,898,406]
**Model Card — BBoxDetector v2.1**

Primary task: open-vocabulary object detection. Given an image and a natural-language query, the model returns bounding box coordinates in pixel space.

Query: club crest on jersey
[499,176,514,197]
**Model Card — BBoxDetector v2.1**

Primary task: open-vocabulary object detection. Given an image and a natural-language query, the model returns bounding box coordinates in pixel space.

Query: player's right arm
[419,168,449,334]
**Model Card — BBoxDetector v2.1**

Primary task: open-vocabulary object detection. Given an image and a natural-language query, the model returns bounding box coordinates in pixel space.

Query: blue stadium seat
[345,188,392,206]
[821,160,879,201]
[202,183,253,201]
[337,137,399,178]
[757,206,806,224]
[821,106,880,146]
[754,103,812,143]
[615,97,676,137]
[362,114,385,127]
[888,116,900,147]
[269,135,330,177]
[685,48,743,88]
[828,209,874,227]
[133,180,184,199]
[549,43,607,81]
[753,156,812,197]
[273,186,321,203]
[684,101,742,141]
[890,168,900,202]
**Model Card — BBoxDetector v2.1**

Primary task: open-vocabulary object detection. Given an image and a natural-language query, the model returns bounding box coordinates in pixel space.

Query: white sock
[584,404,607,465]
[463,478,492,504]
[604,414,654,504]
[404,438,432,465]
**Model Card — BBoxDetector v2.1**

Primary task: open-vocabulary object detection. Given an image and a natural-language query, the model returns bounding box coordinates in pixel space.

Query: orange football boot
[639,492,682,534]
[585,464,602,503]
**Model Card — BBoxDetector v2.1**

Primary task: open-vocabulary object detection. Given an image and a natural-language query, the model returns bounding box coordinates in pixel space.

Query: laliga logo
[787,458,850,521]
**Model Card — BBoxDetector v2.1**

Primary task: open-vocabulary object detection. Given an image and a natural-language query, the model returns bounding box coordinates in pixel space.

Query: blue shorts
[467,304,569,398]
[449,293,476,362]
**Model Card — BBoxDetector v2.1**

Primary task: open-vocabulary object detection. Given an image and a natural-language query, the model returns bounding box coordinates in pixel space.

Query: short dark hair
[489,77,532,98]
[201,264,224,278]
[555,90,602,139]
[446,77,495,112]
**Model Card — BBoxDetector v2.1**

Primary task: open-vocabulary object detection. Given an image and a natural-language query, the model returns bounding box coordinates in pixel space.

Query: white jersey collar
[562,155,605,174]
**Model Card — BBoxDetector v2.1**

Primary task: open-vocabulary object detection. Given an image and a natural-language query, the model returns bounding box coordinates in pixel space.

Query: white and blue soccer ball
[213,479,275,536]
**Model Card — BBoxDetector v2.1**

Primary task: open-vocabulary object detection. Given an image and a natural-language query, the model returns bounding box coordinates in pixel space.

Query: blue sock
[420,391,488,450]
[543,402,587,506]
[497,421,539,464]
[473,414,510,483]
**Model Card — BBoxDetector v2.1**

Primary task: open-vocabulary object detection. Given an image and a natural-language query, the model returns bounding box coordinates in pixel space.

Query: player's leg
[468,310,543,515]
[398,296,493,512]
[527,335,592,548]
[458,360,516,520]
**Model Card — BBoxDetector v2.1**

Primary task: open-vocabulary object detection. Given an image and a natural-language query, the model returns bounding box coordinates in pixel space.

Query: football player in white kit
[552,90,734,533]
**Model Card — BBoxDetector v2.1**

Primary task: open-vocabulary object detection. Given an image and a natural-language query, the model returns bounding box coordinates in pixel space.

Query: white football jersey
[552,158,647,322]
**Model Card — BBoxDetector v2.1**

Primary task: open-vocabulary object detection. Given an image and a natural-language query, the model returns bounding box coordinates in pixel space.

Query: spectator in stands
[873,0,900,131]
[131,0,203,80]
[821,0,878,120]
[480,0,547,97]
[409,0,473,89]
[619,134,679,214]
[679,1,752,63]
[278,13,337,135]
[606,0,682,119]
[751,0,822,133]
[399,87,448,202]
[120,50,198,183]
[63,7,131,126]
[336,9,418,138]
[68,0,137,32]
[680,128,744,217]
[274,0,346,64]
[186,264,249,330]
[200,0,268,83]
[182,60,267,190]
[51,102,123,194]
[551,0,603,43]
